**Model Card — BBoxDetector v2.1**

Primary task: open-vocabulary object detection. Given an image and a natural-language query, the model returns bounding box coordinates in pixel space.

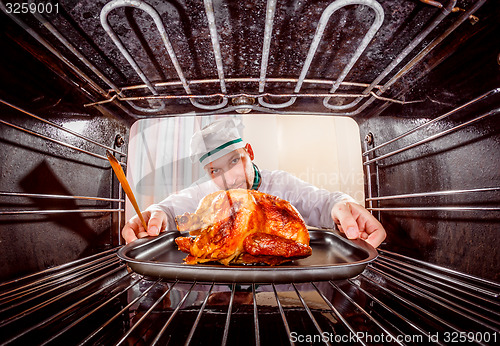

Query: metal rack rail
[0,249,498,345]
[349,0,486,117]
[363,89,500,213]
[0,99,126,160]
[0,99,125,216]
[0,192,124,214]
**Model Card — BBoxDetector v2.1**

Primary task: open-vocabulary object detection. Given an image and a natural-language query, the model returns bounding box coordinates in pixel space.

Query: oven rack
[363,88,500,214]
[0,0,487,117]
[0,98,125,216]
[0,249,498,345]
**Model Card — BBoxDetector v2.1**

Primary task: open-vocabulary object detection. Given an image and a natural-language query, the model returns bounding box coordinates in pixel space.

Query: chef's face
[204,148,255,190]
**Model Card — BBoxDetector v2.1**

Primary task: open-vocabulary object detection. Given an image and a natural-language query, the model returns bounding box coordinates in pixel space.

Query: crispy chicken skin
[175,189,311,265]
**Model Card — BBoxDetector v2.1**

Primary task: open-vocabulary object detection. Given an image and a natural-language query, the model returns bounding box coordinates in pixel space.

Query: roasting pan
[117,228,378,283]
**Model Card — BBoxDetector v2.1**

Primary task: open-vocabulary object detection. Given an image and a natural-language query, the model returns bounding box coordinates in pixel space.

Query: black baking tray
[117,228,378,283]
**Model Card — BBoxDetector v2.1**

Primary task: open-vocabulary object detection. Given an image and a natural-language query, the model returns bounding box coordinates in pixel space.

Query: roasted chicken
[175,189,312,265]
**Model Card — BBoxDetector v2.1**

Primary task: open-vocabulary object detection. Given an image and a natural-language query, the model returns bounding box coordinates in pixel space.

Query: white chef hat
[191,117,245,167]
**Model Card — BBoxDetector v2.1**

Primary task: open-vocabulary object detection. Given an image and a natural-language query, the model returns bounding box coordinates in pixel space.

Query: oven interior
[0,0,499,344]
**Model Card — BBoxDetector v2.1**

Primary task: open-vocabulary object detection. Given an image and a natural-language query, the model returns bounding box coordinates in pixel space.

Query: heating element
[0,0,489,117]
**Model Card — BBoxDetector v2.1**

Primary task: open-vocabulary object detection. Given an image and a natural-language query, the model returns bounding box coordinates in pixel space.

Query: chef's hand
[331,201,386,248]
[121,209,168,244]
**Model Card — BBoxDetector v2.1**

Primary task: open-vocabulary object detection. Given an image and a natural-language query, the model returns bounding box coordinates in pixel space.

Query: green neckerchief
[251,163,261,190]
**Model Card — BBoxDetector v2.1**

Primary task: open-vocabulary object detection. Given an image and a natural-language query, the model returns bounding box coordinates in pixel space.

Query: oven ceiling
[1,0,493,118]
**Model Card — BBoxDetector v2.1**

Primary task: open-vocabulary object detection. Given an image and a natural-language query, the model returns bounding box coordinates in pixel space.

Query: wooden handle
[106,150,148,231]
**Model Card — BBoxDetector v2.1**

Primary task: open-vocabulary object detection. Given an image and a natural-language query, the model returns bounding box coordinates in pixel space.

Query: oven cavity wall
[354,12,499,281]
[0,23,130,282]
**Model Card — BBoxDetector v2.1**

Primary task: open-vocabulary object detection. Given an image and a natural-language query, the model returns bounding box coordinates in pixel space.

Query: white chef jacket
[147,169,356,231]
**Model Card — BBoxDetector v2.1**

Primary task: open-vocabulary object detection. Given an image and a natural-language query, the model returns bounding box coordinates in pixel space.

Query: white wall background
[242,115,364,203]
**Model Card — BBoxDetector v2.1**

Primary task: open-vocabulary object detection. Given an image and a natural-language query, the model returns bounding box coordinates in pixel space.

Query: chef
[122,117,386,248]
